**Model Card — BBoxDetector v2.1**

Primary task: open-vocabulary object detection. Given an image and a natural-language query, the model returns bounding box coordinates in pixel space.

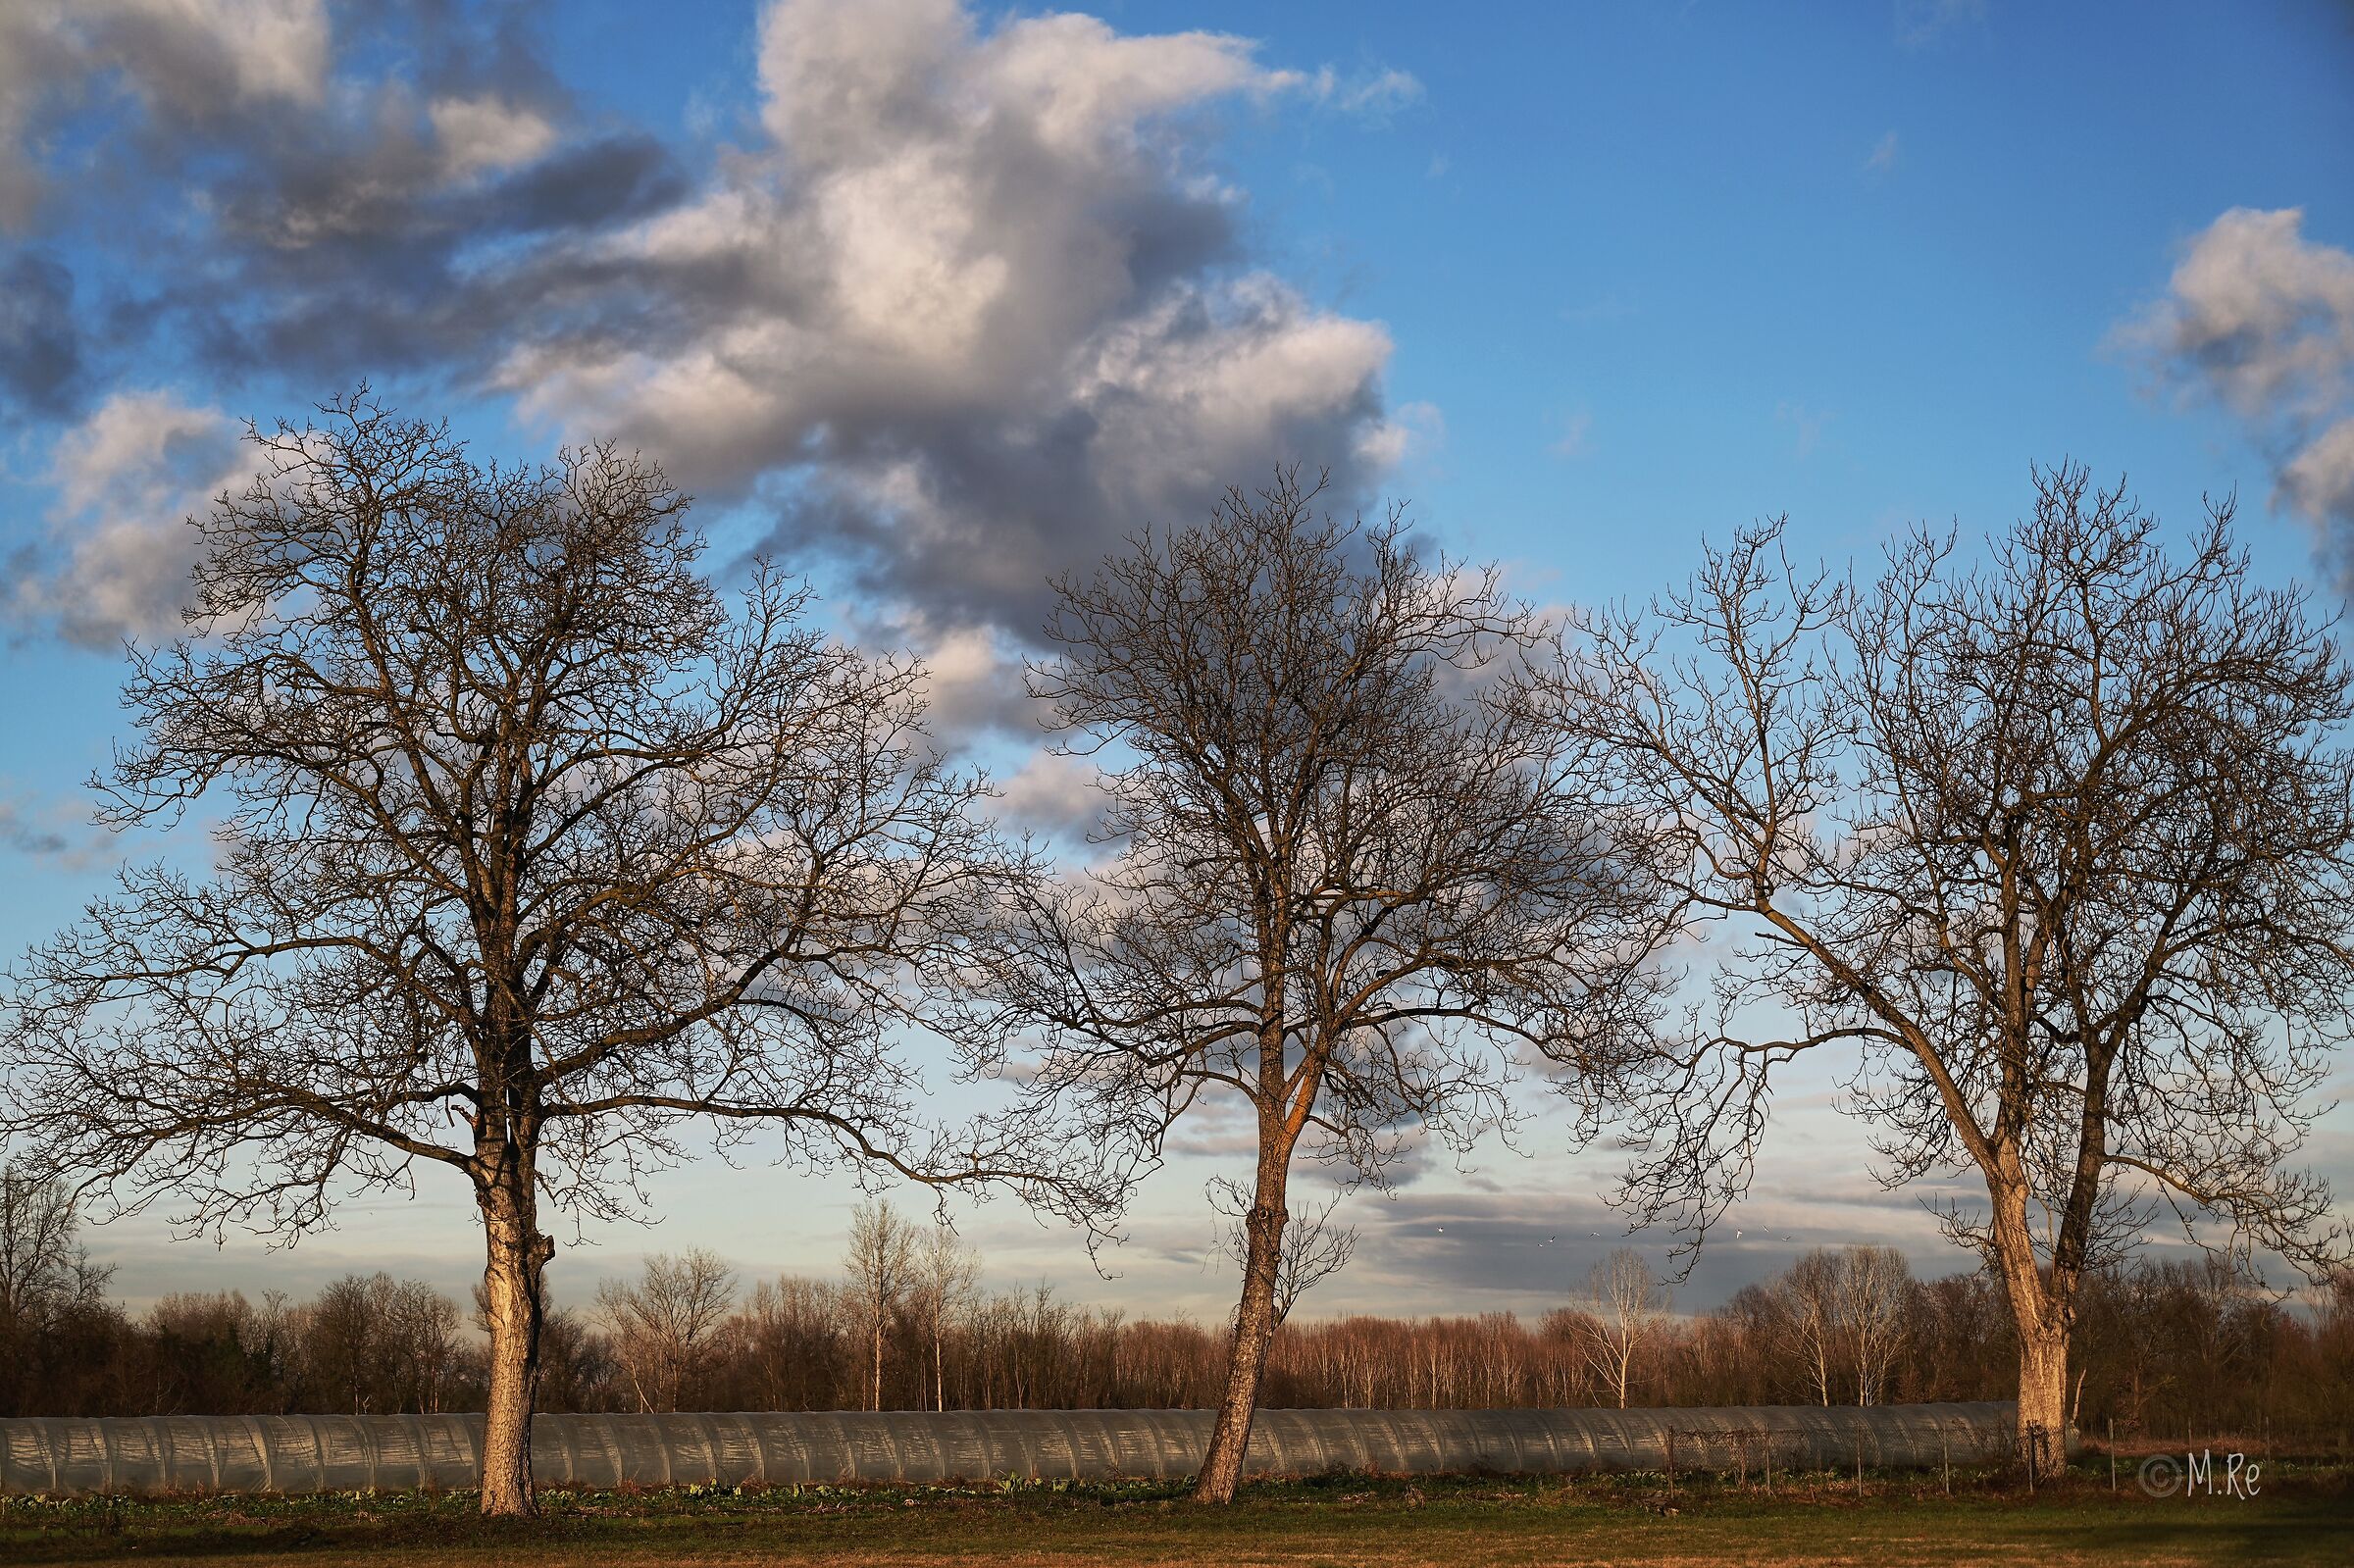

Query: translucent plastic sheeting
[0,1401,2028,1496]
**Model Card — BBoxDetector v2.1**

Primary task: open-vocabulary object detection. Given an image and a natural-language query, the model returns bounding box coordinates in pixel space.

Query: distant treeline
[3,1172,2346,1443]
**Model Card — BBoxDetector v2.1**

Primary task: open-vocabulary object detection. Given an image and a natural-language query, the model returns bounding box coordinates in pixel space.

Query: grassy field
[1,1466,2345,1567]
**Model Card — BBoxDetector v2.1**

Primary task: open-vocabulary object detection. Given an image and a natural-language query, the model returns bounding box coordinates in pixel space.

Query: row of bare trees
[8,1177,2351,1449]
[2,1158,471,1416]
[3,393,2350,1504]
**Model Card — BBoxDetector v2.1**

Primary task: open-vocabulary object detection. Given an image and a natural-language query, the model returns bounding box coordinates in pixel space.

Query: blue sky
[2,0,2352,1322]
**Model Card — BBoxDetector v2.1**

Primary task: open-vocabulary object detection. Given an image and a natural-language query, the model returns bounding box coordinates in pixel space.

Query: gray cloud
[993,750,1108,841]
[0,796,72,858]
[0,781,142,871]
[0,0,329,228]
[1,0,688,409]
[0,249,80,415]
[1332,1177,1970,1313]
[2121,207,2354,575]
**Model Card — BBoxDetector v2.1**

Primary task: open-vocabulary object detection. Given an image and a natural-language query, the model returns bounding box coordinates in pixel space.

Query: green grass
[1,1464,2346,1566]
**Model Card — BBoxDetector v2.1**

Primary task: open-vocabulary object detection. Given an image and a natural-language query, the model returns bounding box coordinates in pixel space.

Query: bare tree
[978,472,1673,1501]
[1577,1247,1669,1408]
[595,1249,737,1413]
[0,395,1094,1513]
[739,1275,851,1412]
[910,1220,980,1411]
[0,1154,112,1412]
[0,1155,96,1330]
[1839,1245,1913,1406]
[1548,466,2354,1469]
[306,1273,467,1414]
[1767,1249,1843,1406]
[844,1199,917,1411]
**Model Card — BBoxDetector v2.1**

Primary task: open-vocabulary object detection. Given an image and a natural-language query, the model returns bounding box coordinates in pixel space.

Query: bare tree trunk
[1989,1213,2072,1474]
[477,1168,550,1518]
[2013,1303,2070,1477]
[1194,1158,1288,1504]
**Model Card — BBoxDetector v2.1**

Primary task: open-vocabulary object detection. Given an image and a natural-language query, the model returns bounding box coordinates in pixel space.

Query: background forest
[6,1170,2346,1449]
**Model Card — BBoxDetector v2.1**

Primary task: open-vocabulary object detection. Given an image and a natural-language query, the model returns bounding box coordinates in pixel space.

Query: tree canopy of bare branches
[1577,1247,1670,1409]
[978,471,1675,1501]
[1546,464,2354,1468]
[843,1199,918,1412]
[911,1218,981,1413]
[0,394,1096,1514]
[595,1249,738,1414]
[0,1153,113,1416]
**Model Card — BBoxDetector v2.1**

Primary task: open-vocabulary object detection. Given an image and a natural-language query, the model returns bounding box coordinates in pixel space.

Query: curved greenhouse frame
[0,1402,2033,1496]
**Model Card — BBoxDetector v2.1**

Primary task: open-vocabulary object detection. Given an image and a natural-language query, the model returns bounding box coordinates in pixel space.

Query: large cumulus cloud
[499,0,1403,640]
[3,0,1408,682]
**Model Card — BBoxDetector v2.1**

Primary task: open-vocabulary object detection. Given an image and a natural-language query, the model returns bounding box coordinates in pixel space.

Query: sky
[2,0,2353,1327]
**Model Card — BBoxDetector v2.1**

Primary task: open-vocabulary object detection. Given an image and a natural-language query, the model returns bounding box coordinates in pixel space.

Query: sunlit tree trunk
[476,1134,549,1518]
[1194,1141,1291,1504]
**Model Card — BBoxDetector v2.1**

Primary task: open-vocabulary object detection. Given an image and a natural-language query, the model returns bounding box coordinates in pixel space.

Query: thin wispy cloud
[1893,0,1987,50]
[1549,410,1595,460]
[1776,399,1835,458]
[1311,65,1425,120]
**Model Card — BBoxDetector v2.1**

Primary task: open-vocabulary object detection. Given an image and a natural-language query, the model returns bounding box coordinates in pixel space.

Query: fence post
[2107,1418,2116,1492]
[1940,1422,1949,1496]
[1855,1430,1864,1498]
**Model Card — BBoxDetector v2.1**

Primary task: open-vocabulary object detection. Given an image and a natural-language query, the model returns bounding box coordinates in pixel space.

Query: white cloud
[19,388,246,645]
[497,0,1402,638]
[6,0,1410,665]
[1865,129,1900,177]
[2281,416,2354,530]
[2122,207,2354,556]
[2130,208,2354,420]
[906,619,1033,737]
[429,95,559,180]
[1355,398,1444,470]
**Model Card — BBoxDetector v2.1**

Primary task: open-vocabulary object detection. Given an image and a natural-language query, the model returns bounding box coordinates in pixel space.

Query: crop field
[2,1465,2346,1567]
